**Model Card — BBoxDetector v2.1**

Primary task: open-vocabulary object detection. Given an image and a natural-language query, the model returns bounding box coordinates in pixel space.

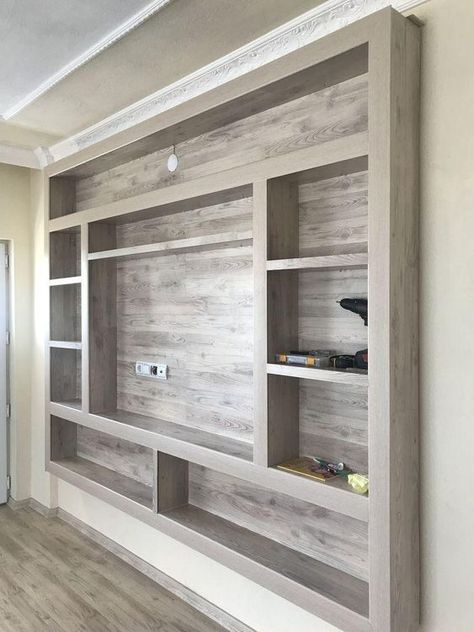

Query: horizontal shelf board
[48,402,368,522]
[51,456,153,509]
[267,363,368,386]
[267,253,368,271]
[97,409,253,462]
[164,504,369,618]
[48,132,368,231]
[88,231,253,262]
[49,340,82,350]
[49,276,82,286]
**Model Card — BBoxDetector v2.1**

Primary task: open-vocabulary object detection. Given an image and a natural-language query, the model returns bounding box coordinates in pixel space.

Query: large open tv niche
[46,9,420,632]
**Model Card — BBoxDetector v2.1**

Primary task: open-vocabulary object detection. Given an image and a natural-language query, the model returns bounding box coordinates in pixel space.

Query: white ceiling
[0,0,170,118]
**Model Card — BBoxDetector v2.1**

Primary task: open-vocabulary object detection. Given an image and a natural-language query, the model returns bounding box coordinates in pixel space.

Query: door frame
[0,242,10,504]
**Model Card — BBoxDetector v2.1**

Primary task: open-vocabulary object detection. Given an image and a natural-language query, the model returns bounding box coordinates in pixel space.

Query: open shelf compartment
[50,348,82,410]
[156,455,369,618]
[50,283,81,343]
[50,226,81,279]
[50,416,154,509]
[88,185,254,461]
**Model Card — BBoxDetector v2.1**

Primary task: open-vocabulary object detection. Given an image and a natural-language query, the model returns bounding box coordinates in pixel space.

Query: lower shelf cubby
[155,457,369,617]
[50,416,154,509]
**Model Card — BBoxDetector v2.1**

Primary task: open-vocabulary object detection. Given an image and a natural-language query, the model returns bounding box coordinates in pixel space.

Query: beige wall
[27,0,474,630]
[0,164,33,500]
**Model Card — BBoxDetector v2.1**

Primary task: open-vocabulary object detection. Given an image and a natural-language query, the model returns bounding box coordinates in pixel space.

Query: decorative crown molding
[42,0,428,166]
[2,0,174,120]
[0,143,41,169]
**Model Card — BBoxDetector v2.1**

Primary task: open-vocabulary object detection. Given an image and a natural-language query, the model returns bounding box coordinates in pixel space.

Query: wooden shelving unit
[44,9,420,632]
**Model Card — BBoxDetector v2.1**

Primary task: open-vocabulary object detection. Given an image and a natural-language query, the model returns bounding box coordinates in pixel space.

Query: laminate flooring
[0,505,227,632]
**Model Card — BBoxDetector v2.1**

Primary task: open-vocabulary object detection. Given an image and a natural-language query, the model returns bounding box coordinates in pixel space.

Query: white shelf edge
[49,341,82,350]
[267,363,368,386]
[49,276,82,286]
[267,253,368,271]
[88,231,253,261]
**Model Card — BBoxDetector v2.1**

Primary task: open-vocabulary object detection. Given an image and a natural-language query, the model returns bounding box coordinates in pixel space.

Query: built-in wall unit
[45,9,420,632]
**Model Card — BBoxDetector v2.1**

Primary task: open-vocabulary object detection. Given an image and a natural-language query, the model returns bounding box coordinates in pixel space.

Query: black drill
[336,298,368,370]
[338,298,368,326]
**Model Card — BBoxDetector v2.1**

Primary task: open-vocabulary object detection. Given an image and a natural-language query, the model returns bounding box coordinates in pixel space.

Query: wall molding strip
[44,0,428,165]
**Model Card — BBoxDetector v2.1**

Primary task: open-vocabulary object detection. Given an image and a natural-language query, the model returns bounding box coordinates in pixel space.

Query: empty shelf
[89,231,253,261]
[53,456,153,508]
[268,363,368,386]
[164,504,369,618]
[98,409,253,462]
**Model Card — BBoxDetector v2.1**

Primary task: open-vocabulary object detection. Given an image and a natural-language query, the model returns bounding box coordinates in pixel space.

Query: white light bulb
[167,152,178,172]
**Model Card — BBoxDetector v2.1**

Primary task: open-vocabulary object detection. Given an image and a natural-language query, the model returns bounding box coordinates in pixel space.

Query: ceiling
[0,0,170,119]
[0,0,323,141]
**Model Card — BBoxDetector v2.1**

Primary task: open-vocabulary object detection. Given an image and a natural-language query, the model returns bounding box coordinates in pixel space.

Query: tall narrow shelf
[45,10,420,632]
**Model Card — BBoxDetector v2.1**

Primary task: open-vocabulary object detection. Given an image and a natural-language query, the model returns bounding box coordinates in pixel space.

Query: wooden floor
[0,506,226,632]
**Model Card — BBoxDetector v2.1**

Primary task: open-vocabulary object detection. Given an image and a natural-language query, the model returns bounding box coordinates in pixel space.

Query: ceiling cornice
[3,0,428,169]
[0,144,41,169]
[2,0,174,121]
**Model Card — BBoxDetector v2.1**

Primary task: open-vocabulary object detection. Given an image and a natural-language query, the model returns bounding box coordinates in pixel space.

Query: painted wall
[29,0,474,630]
[0,164,33,501]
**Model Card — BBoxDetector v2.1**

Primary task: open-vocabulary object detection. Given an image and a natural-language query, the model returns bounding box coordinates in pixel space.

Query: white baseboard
[8,497,253,632]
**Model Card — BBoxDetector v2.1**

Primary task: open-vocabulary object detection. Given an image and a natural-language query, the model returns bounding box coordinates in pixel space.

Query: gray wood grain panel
[188,464,368,581]
[166,504,369,616]
[50,228,81,279]
[300,380,368,473]
[49,177,76,219]
[156,453,189,512]
[50,416,77,461]
[116,196,252,249]
[75,74,368,212]
[50,348,81,405]
[299,170,368,257]
[76,426,154,487]
[298,267,368,355]
[55,456,153,509]
[50,284,81,342]
[116,240,253,443]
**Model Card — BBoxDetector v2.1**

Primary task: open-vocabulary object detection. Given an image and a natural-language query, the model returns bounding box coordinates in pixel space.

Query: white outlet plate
[135,361,168,380]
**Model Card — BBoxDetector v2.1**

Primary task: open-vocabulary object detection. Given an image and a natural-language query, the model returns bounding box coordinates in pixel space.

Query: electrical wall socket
[135,362,168,380]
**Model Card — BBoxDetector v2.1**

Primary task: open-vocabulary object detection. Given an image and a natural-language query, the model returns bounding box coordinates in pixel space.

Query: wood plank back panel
[50,229,81,279]
[50,284,81,342]
[76,426,153,487]
[75,74,369,212]
[300,381,368,472]
[50,348,81,404]
[299,170,368,257]
[188,464,368,581]
[115,196,252,249]
[116,232,253,442]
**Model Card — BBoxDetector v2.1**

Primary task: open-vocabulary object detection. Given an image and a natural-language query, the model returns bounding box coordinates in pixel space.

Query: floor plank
[0,506,226,632]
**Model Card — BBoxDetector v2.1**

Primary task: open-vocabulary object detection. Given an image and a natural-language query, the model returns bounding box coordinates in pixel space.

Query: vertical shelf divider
[81,223,89,414]
[253,180,268,467]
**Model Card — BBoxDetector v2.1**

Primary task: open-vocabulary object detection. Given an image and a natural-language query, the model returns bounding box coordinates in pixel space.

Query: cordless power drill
[336,298,368,369]
[338,298,368,326]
